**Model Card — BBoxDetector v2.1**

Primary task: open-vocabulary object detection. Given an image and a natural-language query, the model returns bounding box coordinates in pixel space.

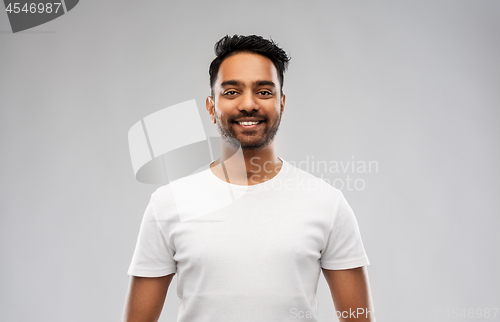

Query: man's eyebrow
[220,80,276,88]
[253,80,276,88]
[220,80,242,87]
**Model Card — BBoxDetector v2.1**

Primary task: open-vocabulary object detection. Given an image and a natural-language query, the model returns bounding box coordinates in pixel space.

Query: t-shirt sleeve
[320,191,370,270]
[127,193,177,277]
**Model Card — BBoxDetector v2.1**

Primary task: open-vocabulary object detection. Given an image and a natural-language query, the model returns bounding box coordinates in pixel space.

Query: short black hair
[209,34,291,97]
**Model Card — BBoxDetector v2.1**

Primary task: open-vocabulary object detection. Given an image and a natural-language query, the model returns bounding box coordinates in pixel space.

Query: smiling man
[206,40,286,186]
[123,35,375,322]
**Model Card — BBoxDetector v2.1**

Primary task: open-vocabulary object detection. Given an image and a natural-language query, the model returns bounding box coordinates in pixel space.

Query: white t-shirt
[128,157,369,322]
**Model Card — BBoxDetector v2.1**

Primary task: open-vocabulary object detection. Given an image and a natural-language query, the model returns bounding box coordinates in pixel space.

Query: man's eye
[258,91,272,96]
[224,91,237,96]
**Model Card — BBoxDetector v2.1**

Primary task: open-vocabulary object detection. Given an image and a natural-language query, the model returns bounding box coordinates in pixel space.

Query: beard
[215,109,282,151]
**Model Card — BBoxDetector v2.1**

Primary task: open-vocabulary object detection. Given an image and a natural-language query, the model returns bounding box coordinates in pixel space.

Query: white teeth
[238,121,260,125]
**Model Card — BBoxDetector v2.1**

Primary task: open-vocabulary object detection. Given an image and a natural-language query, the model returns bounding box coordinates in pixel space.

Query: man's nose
[238,92,259,112]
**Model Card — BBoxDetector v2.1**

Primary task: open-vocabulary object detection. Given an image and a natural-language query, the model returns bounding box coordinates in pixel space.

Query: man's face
[207,52,285,151]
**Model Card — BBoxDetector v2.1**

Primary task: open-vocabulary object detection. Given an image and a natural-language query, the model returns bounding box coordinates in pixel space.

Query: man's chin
[221,136,268,151]
[239,137,273,150]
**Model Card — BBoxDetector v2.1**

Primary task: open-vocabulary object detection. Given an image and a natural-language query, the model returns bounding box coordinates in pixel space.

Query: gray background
[1,1,499,321]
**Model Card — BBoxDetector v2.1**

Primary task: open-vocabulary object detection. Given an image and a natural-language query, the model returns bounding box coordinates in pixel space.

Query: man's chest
[169,198,330,274]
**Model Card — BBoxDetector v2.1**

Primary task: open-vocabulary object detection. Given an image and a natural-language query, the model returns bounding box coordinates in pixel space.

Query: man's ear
[280,94,286,115]
[206,96,216,124]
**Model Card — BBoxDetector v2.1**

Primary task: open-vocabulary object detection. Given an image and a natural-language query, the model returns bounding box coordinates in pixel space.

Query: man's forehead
[216,52,279,85]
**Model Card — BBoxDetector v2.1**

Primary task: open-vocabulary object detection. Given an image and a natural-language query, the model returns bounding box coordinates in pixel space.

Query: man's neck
[210,143,283,186]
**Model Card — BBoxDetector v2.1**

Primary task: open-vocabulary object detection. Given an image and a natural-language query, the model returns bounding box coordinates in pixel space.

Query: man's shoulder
[284,160,342,196]
[149,168,211,206]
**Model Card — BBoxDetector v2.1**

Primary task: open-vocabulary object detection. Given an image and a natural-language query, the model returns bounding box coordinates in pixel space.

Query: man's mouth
[233,120,264,129]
